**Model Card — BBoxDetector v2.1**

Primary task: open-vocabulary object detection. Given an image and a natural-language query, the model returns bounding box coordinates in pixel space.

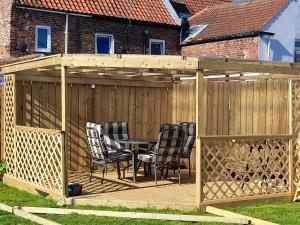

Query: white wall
[259,0,300,62]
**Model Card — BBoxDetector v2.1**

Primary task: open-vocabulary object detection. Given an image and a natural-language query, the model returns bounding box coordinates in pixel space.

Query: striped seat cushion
[102,122,131,151]
[139,124,184,165]
[86,122,106,160]
[176,122,196,157]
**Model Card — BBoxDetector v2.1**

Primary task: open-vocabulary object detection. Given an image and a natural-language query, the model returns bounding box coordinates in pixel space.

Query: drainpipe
[266,37,271,61]
[64,14,69,54]
[261,33,274,61]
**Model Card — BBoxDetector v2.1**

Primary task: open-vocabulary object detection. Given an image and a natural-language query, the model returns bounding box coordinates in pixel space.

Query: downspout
[64,14,69,54]
[266,37,270,61]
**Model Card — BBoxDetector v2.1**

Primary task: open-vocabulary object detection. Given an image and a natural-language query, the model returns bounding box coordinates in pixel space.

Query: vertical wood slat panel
[204,79,289,136]
[13,79,290,171]
[32,82,40,128]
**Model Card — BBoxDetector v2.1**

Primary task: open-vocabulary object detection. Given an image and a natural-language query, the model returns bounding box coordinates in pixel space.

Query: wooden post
[61,66,68,197]
[196,69,205,207]
[288,78,293,194]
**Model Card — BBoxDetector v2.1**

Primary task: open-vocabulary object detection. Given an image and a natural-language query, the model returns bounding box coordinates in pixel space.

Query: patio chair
[102,122,132,177]
[137,124,184,186]
[176,122,196,177]
[86,122,132,185]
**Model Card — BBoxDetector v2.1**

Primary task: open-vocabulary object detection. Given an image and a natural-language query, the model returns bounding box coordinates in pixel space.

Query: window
[35,25,51,53]
[295,40,300,63]
[95,34,114,54]
[149,39,165,55]
[182,24,207,42]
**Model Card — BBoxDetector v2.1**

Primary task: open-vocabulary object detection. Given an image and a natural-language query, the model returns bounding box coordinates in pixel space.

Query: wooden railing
[200,135,292,204]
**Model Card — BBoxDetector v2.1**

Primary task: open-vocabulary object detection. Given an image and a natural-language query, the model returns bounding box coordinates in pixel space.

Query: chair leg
[101,166,105,186]
[148,163,152,176]
[123,167,126,179]
[143,162,148,177]
[89,160,93,182]
[165,166,169,179]
[178,165,181,186]
[189,157,191,177]
[117,162,121,179]
[154,164,157,187]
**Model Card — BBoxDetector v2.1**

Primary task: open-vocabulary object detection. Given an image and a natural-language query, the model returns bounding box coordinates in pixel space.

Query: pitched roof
[185,0,289,43]
[17,0,178,26]
[172,0,230,15]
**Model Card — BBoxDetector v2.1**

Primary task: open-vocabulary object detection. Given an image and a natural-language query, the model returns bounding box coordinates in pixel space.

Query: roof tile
[18,0,177,25]
[186,0,289,42]
[172,0,230,15]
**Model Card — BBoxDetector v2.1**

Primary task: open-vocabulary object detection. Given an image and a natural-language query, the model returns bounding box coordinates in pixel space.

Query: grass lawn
[0,182,298,225]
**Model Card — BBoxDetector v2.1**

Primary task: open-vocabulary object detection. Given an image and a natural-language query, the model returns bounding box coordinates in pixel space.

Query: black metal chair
[137,124,184,186]
[86,122,132,185]
[176,122,196,177]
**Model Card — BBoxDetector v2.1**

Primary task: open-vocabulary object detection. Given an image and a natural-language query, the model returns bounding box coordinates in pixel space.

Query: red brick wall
[181,37,259,60]
[9,8,180,57]
[0,0,14,58]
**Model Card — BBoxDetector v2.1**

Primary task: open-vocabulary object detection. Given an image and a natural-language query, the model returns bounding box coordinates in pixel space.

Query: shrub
[0,161,8,175]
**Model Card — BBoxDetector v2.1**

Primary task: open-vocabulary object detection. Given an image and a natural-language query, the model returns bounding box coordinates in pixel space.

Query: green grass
[0,182,299,225]
[230,200,300,225]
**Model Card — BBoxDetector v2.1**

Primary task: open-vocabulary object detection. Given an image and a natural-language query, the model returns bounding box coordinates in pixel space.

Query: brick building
[181,0,300,63]
[0,0,183,62]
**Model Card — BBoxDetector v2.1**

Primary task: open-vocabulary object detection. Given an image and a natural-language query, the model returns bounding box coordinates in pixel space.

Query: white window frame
[95,33,114,54]
[149,39,165,55]
[35,25,51,53]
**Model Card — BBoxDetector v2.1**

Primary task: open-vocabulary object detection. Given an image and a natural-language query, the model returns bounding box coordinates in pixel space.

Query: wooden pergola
[2,54,300,209]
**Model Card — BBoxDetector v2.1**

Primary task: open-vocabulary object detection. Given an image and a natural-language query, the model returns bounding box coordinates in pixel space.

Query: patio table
[119,140,157,183]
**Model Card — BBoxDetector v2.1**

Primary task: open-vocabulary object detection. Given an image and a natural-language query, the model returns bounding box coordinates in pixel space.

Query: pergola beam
[1,55,61,74]
[199,58,300,75]
[62,54,199,71]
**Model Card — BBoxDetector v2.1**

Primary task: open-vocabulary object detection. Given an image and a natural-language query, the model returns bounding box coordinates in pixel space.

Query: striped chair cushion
[86,122,106,160]
[176,122,196,157]
[154,125,184,164]
[102,122,131,152]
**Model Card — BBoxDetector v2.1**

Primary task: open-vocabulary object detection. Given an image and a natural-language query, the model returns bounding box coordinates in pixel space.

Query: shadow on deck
[68,169,197,210]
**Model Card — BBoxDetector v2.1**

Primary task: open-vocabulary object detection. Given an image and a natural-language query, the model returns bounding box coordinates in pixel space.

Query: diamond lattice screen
[4,76,15,175]
[293,80,300,188]
[201,137,290,202]
[4,75,63,195]
[15,127,63,193]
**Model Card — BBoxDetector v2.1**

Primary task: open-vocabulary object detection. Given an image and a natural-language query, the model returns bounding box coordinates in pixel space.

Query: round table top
[118,140,157,145]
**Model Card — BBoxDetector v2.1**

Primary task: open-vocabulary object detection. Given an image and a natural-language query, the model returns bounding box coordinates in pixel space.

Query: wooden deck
[68,169,197,210]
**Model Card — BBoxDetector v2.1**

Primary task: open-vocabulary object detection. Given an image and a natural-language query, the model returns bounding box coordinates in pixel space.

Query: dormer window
[182,24,207,42]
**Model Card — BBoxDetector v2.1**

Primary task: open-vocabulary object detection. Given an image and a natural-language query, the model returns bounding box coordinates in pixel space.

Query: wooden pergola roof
[2,54,300,82]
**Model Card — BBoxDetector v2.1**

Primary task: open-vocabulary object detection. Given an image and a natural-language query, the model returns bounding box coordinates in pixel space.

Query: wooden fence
[173,79,289,135]
[15,81,174,171]
[12,79,290,171]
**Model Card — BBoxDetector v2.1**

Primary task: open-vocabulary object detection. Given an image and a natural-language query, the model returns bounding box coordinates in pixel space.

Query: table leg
[132,151,137,183]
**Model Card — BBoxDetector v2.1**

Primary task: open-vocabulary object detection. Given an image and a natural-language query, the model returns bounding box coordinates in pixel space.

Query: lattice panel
[4,76,15,176]
[201,137,290,202]
[292,80,300,187]
[14,127,63,193]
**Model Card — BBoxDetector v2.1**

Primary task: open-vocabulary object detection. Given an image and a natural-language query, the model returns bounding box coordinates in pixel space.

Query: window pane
[296,52,300,63]
[37,28,48,49]
[151,42,163,55]
[296,40,300,49]
[97,36,111,54]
